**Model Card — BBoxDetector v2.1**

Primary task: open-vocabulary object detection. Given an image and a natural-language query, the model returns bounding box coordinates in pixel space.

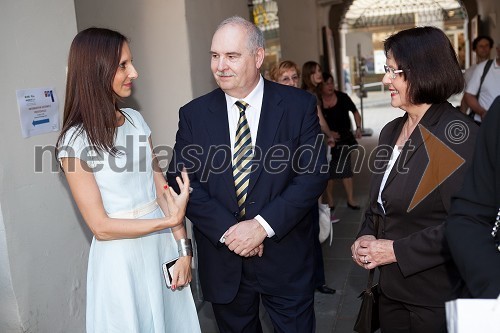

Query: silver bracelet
[177,238,193,257]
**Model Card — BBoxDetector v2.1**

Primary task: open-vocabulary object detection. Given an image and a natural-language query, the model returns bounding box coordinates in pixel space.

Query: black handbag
[353,268,380,333]
[354,216,380,333]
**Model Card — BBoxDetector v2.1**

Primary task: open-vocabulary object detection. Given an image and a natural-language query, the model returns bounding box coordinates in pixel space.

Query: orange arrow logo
[407,124,465,212]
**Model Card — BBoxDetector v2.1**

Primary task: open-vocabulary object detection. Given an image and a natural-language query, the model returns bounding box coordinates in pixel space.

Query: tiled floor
[193,91,462,332]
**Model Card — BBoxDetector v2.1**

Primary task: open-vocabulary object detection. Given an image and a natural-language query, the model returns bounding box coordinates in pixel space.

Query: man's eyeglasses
[383,65,404,79]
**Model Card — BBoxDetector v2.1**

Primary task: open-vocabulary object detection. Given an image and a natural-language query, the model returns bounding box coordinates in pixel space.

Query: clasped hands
[223,219,266,258]
[350,235,396,270]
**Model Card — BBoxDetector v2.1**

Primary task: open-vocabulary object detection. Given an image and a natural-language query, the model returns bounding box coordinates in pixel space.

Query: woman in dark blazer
[446,96,500,299]
[351,26,479,332]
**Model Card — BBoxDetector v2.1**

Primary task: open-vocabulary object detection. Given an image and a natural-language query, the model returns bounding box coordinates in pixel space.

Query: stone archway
[326,0,471,91]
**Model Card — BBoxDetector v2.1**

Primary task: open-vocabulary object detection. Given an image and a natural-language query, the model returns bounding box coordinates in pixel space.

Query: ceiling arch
[341,0,467,28]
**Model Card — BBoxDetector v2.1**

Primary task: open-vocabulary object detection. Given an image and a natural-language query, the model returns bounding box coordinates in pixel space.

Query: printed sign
[16,87,60,138]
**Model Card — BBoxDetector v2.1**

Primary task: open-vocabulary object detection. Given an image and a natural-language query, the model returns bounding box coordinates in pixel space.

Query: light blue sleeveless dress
[59,108,201,333]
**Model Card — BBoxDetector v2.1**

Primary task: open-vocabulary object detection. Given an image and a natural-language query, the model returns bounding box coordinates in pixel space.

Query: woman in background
[56,28,201,332]
[301,61,323,93]
[318,72,362,210]
[272,60,335,142]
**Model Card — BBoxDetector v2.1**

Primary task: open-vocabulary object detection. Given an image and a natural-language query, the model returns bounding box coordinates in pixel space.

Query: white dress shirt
[378,145,402,214]
[223,75,275,238]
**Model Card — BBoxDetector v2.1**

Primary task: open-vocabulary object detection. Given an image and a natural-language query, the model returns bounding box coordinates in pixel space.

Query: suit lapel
[207,90,238,206]
[383,104,441,190]
[248,81,285,194]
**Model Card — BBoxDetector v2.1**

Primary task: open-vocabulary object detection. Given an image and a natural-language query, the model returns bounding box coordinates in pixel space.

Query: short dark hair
[472,35,494,50]
[384,26,464,105]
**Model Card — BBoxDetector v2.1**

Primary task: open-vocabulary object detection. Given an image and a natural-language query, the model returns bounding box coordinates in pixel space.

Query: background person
[301,60,323,93]
[446,95,500,299]
[463,41,500,124]
[351,26,478,332]
[459,35,493,114]
[168,16,328,333]
[300,60,339,224]
[56,28,200,332]
[318,72,362,211]
[269,59,300,87]
[270,59,335,143]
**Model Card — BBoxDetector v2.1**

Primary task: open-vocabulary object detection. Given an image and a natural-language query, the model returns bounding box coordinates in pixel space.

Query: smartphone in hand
[162,258,178,288]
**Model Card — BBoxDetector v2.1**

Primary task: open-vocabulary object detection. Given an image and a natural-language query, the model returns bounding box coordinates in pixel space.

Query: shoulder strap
[477,59,494,97]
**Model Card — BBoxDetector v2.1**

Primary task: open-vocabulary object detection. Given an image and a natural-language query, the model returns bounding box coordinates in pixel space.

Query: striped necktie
[233,100,252,218]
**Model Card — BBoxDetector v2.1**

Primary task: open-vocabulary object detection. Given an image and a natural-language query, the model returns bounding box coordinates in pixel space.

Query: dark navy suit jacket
[168,79,328,303]
[446,96,500,298]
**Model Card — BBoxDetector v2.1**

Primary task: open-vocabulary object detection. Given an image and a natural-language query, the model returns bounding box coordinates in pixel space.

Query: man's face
[210,24,264,98]
[475,38,492,60]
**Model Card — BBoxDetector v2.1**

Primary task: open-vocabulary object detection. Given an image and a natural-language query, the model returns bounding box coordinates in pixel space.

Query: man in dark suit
[446,96,500,298]
[168,16,328,333]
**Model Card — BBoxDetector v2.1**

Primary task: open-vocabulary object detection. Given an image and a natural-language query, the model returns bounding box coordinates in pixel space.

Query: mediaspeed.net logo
[407,121,468,212]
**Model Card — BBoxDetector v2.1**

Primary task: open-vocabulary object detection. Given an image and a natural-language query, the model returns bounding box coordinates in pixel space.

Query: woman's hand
[351,235,396,269]
[326,135,336,148]
[162,169,190,227]
[355,127,362,139]
[170,256,192,291]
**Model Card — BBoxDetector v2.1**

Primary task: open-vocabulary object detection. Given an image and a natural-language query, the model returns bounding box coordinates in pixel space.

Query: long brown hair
[300,61,321,92]
[56,27,128,157]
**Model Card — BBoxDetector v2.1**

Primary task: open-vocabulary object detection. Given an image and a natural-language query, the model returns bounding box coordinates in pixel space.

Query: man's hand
[224,219,267,257]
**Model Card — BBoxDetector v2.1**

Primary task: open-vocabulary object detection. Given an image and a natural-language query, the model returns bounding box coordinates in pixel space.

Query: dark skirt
[329,144,356,179]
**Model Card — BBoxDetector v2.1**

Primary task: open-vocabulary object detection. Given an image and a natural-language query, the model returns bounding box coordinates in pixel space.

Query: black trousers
[379,291,446,333]
[211,259,315,333]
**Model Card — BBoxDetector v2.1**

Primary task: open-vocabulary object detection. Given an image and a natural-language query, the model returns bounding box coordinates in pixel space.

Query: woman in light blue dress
[56,28,201,333]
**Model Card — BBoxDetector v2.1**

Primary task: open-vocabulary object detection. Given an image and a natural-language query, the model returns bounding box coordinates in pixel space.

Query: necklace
[402,120,410,142]
[397,120,412,148]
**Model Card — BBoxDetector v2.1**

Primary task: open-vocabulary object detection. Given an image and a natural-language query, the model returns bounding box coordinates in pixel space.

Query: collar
[224,75,264,110]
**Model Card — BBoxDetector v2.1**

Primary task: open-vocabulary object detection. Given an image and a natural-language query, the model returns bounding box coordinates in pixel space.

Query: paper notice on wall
[16,87,60,138]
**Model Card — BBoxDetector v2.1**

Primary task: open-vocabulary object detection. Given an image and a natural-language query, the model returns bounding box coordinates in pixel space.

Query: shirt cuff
[255,215,275,238]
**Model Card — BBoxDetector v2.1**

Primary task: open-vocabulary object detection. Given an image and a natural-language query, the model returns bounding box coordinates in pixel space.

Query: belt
[108,199,159,219]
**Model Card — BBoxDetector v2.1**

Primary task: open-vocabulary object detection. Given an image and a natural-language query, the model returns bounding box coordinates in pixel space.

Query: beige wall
[476,0,500,43]
[277,0,322,67]
[185,1,248,98]
[75,0,193,153]
[0,0,84,332]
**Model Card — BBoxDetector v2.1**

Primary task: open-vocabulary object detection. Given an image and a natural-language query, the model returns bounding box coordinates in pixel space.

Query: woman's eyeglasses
[383,65,404,79]
[278,75,299,85]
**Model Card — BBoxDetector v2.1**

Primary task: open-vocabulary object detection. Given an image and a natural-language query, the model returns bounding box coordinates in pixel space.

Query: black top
[320,91,358,136]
